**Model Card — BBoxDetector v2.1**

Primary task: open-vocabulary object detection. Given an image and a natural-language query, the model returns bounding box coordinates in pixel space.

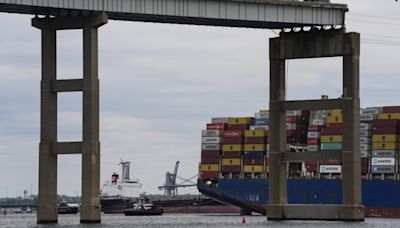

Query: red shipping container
[308,125,324,132]
[265,158,270,165]
[201,157,220,164]
[372,119,400,127]
[221,152,242,158]
[243,158,264,165]
[287,136,307,143]
[372,126,400,134]
[361,164,369,174]
[325,123,343,129]
[305,162,318,172]
[320,162,341,165]
[207,123,227,130]
[307,138,320,145]
[287,130,307,137]
[321,128,343,135]
[287,124,307,131]
[223,130,243,138]
[383,106,400,113]
[365,207,400,218]
[361,158,369,165]
[221,165,241,173]
[286,116,308,123]
[227,124,249,131]
[244,137,268,144]
[223,138,243,144]
[200,171,219,179]
[201,150,220,158]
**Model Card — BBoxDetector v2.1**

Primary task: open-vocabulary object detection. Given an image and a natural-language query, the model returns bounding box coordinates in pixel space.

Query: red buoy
[242,217,246,224]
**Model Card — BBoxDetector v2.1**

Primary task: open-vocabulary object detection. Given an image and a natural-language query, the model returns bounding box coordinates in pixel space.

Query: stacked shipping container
[371,106,400,175]
[221,117,253,175]
[319,109,343,174]
[360,107,380,174]
[200,120,227,179]
[243,130,268,175]
[286,110,309,148]
[199,106,400,180]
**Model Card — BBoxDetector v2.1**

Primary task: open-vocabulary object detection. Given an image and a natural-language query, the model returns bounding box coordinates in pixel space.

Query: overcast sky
[0,0,399,197]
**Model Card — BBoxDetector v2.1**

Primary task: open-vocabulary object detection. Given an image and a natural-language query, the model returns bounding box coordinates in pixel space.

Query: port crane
[158,161,197,197]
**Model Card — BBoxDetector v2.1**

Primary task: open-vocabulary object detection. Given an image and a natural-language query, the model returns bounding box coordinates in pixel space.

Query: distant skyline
[1,0,400,197]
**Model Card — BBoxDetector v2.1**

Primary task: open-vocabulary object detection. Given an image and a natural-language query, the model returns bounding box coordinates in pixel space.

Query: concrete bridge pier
[266,29,364,221]
[32,13,108,224]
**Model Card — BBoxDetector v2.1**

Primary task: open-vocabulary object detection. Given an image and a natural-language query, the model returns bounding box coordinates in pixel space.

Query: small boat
[123,195,164,216]
[57,202,79,214]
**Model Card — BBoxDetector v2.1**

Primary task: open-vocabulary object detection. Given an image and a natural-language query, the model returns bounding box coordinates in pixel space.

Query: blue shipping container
[243,151,265,159]
[321,143,342,151]
[255,118,269,126]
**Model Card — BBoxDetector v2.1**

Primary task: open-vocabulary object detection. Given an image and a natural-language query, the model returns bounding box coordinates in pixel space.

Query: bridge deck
[0,0,347,29]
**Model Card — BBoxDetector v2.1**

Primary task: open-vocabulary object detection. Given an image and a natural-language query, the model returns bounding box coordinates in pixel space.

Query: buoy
[242,216,246,224]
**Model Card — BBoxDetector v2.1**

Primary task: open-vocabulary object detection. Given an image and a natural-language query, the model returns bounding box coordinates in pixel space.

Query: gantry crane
[158,161,197,197]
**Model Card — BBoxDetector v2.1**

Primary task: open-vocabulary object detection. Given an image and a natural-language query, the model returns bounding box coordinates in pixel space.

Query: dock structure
[0,0,363,224]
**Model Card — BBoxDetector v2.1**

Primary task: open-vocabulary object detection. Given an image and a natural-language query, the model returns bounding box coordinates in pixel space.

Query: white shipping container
[360,137,371,144]
[202,130,221,137]
[360,130,372,137]
[372,150,397,157]
[320,165,342,173]
[360,114,375,122]
[201,137,222,144]
[360,123,372,131]
[371,157,395,166]
[250,125,269,131]
[307,145,320,152]
[360,144,372,151]
[286,123,298,130]
[312,119,325,125]
[201,143,221,151]
[371,166,395,174]
[360,107,382,115]
[286,110,302,116]
[211,117,229,124]
[307,132,321,138]
[255,113,269,119]
[361,150,369,158]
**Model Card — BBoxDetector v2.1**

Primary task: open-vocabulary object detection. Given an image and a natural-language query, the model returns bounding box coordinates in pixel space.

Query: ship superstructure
[100,160,143,213]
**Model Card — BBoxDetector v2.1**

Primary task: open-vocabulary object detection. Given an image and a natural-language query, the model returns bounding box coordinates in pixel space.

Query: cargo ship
[100,160,143,213]
[198,103,400,217]
[100,160,235,213]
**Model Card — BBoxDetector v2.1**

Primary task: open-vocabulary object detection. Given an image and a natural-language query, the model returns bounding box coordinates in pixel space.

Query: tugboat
[123,194,164,216]
[57,201,79,214]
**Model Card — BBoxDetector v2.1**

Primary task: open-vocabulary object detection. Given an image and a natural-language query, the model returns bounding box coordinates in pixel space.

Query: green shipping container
[321,143,342,151]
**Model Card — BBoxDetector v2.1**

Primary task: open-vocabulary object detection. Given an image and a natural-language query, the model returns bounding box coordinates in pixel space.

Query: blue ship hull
[198,179,400,217]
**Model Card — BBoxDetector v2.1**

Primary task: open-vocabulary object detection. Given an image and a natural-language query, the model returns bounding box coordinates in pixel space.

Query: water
[0,213,398,228]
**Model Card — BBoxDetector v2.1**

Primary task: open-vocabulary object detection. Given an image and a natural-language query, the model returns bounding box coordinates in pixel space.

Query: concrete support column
[268,36,287,218]
[81,26,101,224]
[33,13,108,224]
[342,33,362,208]
[37,26,58,224]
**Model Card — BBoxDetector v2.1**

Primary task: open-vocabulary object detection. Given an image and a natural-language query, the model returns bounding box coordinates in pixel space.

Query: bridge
[0,0,346,28]
[0,0,362,224]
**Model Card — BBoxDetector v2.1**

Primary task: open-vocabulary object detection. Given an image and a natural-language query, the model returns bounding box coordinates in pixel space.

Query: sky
[0,0,400,197]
